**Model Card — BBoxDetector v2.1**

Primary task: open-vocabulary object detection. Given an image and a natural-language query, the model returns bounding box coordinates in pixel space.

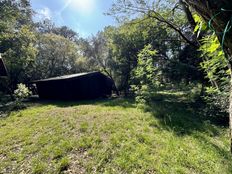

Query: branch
[115,4,197,47]
[148,11,196,47]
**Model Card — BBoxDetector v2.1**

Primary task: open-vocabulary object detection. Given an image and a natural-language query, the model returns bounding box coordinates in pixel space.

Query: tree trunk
[184,0,232,152]
[184,1,232,50]
[229,74,232,153]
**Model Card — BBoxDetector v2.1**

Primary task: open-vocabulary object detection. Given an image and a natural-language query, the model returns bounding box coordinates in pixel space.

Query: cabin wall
[36,73,113,100]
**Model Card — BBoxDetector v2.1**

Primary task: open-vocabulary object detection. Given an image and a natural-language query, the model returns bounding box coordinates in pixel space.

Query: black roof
[33,71,104,83]
[0,58,7,77]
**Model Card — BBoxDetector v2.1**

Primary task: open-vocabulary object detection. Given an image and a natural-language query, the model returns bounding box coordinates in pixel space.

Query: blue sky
[31,0,116,38]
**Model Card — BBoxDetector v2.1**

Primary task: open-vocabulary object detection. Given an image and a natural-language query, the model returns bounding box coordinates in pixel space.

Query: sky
[31,0,116,38]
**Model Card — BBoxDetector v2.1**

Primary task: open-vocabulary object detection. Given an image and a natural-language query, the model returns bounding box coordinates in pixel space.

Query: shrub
[13,83,31,109]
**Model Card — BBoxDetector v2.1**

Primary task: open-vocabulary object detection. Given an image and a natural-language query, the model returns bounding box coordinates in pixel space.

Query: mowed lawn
[0,96,232,174]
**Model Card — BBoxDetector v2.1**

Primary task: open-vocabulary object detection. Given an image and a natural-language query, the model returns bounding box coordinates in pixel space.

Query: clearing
[0,92,231,174]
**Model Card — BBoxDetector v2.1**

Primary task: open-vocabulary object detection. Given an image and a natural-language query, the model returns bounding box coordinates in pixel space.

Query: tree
[104,15,202,95]
[35,33,80,79]
[0,0,36,93]
[104,24,146,95]
[0,0,37,94]
[3,25,37,90]
[52,26,79,42]
[108,0,209,94]
[164,44,204,84]
[0,0,33,53]
[108,0,197,46]
[131,44,158,105]
[184,0,232,153]
[35,20,79,42]
[80,31,119,95]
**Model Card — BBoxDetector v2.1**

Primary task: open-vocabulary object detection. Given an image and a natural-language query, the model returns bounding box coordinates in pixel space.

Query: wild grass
[0,92,231,173]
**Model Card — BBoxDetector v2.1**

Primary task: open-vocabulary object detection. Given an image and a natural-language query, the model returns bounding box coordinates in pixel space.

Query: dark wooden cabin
[33,72,113,100]
[0,58,7,77]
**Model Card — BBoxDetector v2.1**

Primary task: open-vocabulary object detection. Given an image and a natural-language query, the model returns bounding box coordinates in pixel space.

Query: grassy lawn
[0,93,231,173]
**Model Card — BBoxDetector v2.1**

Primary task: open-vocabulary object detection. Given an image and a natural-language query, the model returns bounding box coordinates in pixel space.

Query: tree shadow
[27,96,136,109]
[149,100,203,135]
[147,93,232,165]
[148,93,228,136]
[0,100,30,118]
[29,94,228,140]
[2,94,228,137]
[193,133,232,172]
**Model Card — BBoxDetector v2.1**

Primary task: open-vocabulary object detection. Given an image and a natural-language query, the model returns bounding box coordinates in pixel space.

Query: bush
[13,83,31,109]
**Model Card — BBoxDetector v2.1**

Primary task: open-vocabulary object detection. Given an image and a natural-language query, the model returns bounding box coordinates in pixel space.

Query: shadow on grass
[3,94,228,135]
[27,95,221,138]
[38,93,231,164]
[0,96,135,119]
[27,96,136,109]
[36,93,228,136]
[150,101,203,135]
[0,101,29,118]
[148,92,228,136]
[23,94,229,134]
[2,94,228,140]
[147,93,232,165]
[194,133,232,173]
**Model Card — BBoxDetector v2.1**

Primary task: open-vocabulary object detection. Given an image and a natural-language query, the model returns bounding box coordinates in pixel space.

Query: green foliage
[103,15,184,94]
[0,0,83,94]
[131,44,158,105]
[193,14,207,37]
[4,25,38,84]
[199,34,229,113]
[35,33,80,79]
[103,23,147,92]
[14,83,31,101]
[200,34,229,82]
[0,0,36,92]
[192,13,230,113]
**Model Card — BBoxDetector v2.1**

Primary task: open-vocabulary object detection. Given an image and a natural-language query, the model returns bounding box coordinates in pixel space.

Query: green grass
[0,94,231,173]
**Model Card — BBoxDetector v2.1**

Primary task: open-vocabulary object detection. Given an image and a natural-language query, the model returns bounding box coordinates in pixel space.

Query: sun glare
[69,0,95,15]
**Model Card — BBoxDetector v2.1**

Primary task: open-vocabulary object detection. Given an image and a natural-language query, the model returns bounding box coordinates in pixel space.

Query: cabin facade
[33,72,113,100]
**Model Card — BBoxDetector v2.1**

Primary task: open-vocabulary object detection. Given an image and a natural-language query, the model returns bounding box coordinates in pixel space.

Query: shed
[0,58,7,77]
[33,72,113,100]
